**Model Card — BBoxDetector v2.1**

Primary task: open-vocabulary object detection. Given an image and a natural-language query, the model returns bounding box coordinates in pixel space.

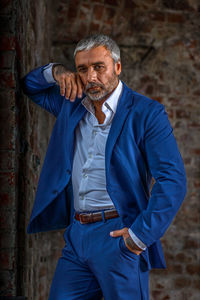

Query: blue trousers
[49,214,149,300]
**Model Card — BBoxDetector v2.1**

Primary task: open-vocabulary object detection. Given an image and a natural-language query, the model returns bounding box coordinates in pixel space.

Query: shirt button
[93,130,97,135]
[81,195,84,200]
[88,153,92,158]
[83,173,88,178]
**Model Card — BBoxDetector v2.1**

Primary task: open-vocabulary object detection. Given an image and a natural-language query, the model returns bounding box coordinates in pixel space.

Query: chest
[74,113,111,160]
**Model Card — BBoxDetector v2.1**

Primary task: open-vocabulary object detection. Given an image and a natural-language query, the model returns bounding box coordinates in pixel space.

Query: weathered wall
[0,0,63,299]
[0,0,199,299]
[0,0,18,294]
[15,1,64,300]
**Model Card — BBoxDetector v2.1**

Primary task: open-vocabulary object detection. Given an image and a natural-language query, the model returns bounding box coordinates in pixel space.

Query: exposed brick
[175,252,191,265]
[190,148,200,155]
[184,238,199,249]
[0,89,15,110]
[0,35,16,51]
[176,109,191,119]
[0,232,16,251]
[124,0,138,9]
[89,22,101,34]
[79,3,91,21]
[193,180,200,188]
[193,279,200,290]
[0,150,15,170]
[145,84,154,95]
[0,51,15,69]
[93,4,104,21]
[76,22,89,40]
[0,249,16,270]
[149,11,166,22]
[167,264,183,273]
[105,0,121,5]
[0,270,16,295]
[0,209,16,230]
[167,12,185,23]
[144,0,157,4]
[186,264,200,275]
[0,192,14,208]
[152,290,162,299]
[174,276,192,288]
[39,266,46,277]
[103,7,116,25]
[0,172,16,195]
[193,89,200,96]
[0,110,16,150]
[0,71,15,88]
[162,0,193,11]
[67,0,80,21]
[183,157,192,165]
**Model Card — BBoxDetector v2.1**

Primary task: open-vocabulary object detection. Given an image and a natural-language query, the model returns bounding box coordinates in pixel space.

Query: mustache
[85,82,104,91]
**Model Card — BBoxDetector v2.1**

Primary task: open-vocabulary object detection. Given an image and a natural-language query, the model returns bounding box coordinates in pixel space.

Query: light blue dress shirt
[43,64,146,250]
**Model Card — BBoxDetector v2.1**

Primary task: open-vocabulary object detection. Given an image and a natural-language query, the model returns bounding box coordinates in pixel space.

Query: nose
[87,67,97,82]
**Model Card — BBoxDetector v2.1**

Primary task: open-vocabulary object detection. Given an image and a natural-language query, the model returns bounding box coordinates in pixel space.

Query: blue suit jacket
[22,65,187,270]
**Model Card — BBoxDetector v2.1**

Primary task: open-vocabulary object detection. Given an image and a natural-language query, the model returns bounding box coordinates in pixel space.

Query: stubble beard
[85,72,119,102]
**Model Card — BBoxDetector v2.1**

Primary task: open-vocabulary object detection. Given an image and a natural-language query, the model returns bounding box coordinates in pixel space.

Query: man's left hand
[110,227,143,255]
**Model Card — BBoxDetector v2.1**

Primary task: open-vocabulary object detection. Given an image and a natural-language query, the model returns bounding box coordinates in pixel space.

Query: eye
[94,65,104,71]
[78,68,87,73]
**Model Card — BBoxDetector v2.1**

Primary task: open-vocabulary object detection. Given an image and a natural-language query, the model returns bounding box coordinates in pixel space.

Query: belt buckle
[79,213,91,224]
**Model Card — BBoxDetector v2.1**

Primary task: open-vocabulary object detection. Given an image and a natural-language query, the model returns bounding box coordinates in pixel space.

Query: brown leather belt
[75,209,119,224]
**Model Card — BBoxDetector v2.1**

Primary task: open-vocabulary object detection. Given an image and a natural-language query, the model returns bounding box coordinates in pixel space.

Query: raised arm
[21,63,83,117]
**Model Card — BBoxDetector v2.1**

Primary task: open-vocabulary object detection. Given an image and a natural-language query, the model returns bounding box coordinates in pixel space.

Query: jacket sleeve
[130,102,187,247]
[21,65,64,118]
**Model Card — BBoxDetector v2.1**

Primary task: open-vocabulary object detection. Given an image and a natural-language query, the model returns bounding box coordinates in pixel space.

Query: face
[75,46,121,101]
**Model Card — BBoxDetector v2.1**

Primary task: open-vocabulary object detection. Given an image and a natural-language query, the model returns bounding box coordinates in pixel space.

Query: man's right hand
[52,64,84,102]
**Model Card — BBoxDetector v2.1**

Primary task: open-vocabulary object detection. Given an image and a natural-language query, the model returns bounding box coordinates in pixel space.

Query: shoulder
[122,82,164,116]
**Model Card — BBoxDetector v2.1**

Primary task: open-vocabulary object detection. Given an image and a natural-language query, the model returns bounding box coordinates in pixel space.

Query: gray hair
[74,34,120,63]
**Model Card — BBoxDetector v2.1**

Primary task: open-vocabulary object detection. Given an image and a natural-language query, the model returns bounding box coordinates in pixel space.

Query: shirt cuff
[42,63,59,84]
[128,228,147,250]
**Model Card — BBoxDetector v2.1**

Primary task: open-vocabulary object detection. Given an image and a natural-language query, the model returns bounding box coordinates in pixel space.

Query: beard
[85,72,119,102]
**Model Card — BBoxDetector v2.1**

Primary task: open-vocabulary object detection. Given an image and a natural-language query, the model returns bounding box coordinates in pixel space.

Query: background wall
[0,0,199,299]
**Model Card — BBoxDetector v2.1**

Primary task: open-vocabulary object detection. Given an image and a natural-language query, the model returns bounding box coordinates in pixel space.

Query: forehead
[75,46,113,66]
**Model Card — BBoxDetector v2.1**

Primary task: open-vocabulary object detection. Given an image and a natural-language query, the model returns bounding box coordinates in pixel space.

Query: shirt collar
[82,80,123,116]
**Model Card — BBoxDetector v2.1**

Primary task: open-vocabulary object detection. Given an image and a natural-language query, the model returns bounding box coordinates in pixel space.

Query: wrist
[125,236,143,255]
[52,63,64,81]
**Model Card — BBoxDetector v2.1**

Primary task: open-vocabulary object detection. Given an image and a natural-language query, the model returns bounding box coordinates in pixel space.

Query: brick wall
[0,0,19,296]
[0,0,62,299]
[0,0,199,299]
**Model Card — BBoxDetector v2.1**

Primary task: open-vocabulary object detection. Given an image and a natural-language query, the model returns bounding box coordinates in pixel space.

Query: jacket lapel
[70,101,87,132]
[105,83,134,173]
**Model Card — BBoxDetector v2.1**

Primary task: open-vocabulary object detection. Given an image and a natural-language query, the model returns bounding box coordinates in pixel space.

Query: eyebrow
[77,62,105,69]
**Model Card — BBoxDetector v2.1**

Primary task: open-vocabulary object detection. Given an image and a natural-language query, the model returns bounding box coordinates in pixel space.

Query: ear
[114,61,121,76]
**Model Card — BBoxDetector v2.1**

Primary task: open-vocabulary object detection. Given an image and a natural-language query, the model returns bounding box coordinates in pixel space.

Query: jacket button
[66,169,71,174]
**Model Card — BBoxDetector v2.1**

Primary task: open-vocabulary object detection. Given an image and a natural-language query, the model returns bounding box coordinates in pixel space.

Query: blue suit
[22,65,186,274]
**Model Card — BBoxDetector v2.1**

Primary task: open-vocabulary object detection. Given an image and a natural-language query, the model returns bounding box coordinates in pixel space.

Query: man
[22,34,187,300]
